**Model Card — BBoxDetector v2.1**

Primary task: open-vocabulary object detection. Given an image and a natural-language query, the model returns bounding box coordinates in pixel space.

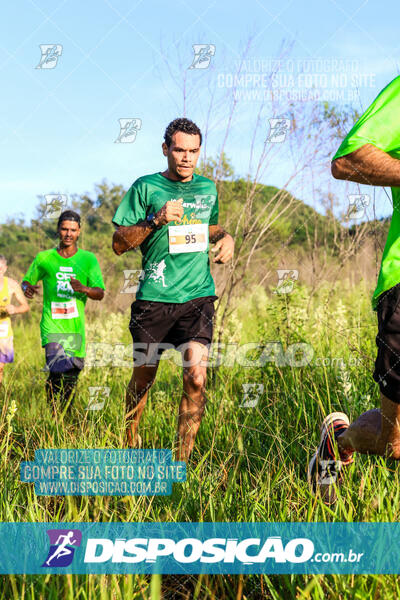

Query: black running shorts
[373,282,400,403]
[129,295,217,365]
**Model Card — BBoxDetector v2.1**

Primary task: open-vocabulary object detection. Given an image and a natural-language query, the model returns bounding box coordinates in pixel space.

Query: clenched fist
[22,282,39,299]
[69,277,87,294]
[155,198,184,226]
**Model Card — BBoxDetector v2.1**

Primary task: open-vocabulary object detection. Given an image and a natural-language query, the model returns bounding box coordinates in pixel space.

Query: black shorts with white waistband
[129,295,217,365]
[373,282,400,403]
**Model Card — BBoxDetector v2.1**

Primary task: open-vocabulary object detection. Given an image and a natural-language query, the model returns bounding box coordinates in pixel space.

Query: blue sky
[1,0,399,223]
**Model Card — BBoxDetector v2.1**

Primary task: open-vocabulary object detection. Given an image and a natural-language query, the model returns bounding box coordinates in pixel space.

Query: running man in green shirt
[112,118,235,462]
[308,75,400,503]
[22,210,105,410]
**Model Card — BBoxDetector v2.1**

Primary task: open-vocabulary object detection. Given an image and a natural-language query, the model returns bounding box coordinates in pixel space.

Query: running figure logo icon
[121,269,145,293]
[346,194,370,221]
[115,118,142,143]
[44,194,68,219]
[275,269,299,294]
[86,386,110,411]
[188,44,216,69]
[36,44,63,69]
[267,118,291,143]
[42,529,82,567]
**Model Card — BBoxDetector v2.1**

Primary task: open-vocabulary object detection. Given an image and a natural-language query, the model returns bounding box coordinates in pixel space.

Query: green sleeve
[112,180,147,226]
[209,190,219,225]
[333,76,400,161]
[87,255,105,289]
[23,256,43,285]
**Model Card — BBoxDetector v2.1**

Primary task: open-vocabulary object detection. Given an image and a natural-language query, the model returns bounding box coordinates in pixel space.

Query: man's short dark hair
[0,255,6,265]
[57,210,81,229]
[164,118,202,147]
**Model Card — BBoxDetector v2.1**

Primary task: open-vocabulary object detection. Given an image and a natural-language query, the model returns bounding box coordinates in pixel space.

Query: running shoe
[308,412,354,504]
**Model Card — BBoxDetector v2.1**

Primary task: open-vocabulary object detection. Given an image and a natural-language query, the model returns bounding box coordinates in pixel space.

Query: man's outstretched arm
[332,143,400,187]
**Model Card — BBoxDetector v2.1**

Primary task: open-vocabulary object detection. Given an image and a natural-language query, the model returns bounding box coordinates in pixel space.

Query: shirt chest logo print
[55,266,76,298]
[147,260,167,288]
[186,195,215,220]
[169,195,215,225]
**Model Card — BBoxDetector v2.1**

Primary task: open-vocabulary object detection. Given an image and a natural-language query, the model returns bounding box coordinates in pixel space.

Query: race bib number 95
[51,299,78,319]
[168,224,208,254]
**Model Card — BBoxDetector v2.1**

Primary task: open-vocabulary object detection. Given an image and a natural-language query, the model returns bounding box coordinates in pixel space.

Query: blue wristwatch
[146,213,160,230]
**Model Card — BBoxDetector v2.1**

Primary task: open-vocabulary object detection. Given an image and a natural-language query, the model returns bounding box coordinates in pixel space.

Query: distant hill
[0,178,390,311]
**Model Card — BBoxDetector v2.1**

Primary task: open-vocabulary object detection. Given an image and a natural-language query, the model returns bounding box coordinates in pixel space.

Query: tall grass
[1,281,399,598]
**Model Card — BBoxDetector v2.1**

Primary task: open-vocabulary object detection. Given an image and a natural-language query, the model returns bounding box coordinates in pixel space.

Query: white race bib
[0,322,9,338]
[168,224,208,254]
[51,299,78,319]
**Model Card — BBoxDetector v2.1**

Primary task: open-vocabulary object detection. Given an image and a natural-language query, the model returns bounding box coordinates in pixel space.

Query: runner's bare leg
[126,364,158,446]
[337,393,400,459]
[177,341,208,462]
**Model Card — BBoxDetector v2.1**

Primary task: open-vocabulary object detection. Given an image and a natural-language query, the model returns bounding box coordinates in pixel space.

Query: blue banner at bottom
[0,522,397,574]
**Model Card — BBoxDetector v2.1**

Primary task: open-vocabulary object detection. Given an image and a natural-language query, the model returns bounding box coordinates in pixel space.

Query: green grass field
[1,282,400,599]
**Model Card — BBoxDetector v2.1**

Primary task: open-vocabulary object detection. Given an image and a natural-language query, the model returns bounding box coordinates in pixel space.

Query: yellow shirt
[0,277,12,338]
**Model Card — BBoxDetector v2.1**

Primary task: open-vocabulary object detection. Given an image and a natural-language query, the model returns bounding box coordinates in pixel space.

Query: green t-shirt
[332,75,400,310]
[23,248,105,357]
[112,172,219,303]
